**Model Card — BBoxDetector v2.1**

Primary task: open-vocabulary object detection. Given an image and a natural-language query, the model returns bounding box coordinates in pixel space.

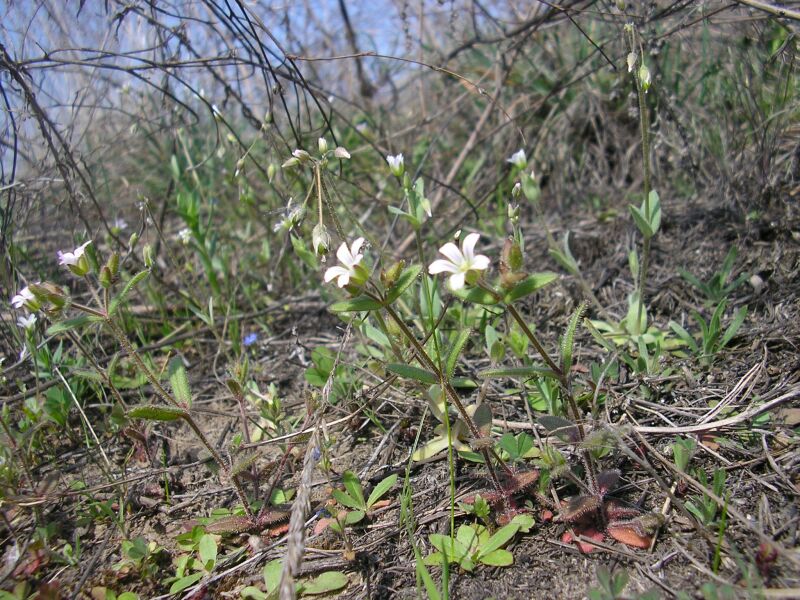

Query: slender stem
[380,300,513,481]
[105,318,176,409]
[183,415,254,522]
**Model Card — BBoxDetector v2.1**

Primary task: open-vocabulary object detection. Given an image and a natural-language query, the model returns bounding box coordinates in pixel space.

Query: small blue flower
[312,446,322,462]
[243,332,258,347]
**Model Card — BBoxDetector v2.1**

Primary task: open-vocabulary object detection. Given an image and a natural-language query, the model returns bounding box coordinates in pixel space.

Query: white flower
[11,286,35,309]
[334,146,350,159]
[428,232,490,291]
[386,154,404,177]
[324,238,366,288]
[318,137,329,154]
[112,218,128,231]
[57,240,92,267]
[626,52,637,73]
[178,228,192,245]
[17,314,37,330]
[507,149,527,169]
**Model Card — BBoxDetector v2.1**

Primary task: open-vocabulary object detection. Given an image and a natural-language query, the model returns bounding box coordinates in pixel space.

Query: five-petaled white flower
[57,240,92,267]
[11,286,35,309]
[428,232,490,291]
[17,314,37,330]
[324,238,366,288]
[386,154,404,177]
[178,228,192,245]
[507,149,527,169]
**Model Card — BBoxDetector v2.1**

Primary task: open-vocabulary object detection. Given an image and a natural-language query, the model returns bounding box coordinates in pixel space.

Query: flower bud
[268,163,277,182]
[627,52,637,73]
[616,0,626,9]
[99,266,113,289]
[30,282,67,309]
[264,111,273,125]
[282,157,300,169]
[380,260,406,288]
[318,137,329,154]
[106,252,119,278]
[639,64,652,92]
[312,223,331,256]
[512,182,521,199]
[386,154,404,178]
[143,244,155,268]
[128,232,139,249]
[507,202,520,225]
[334,146,350,159]
[292,149,311,163]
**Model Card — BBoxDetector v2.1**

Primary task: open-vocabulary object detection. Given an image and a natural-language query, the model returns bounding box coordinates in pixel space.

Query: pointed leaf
[198,534,217,570]
[332,489,363,511]
[46,315,99,336]
[505,272,559,303]
[168,357,192,406]
[446,328,471,379]
[537,415,580,443]
[480,522,520,556]
[204,516,255,534]
[478,366,552,379]
[330,296,382,312]
[629,204,653,238]
[386,264,422,303]
[109,270,150,315]
[386,363,438,385]
[342,471,365,508]
[127,404,188,422]
[366,474,398,509]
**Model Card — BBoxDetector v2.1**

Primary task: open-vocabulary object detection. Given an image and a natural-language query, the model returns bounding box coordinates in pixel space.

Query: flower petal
[448,272,466,291]
[335,272,351,287]
[461,233,480,260]
[324,266,349,282]
[350,237,365,258]
[471,254,490,270]
[438,242,463,265]
[428,259,458,274]
[335,241,352,266]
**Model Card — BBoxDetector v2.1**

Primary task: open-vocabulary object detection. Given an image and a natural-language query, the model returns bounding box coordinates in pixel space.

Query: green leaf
[456,285,499,305]
[415,551,441,600]
[386,264,422,303]
[629,204,653,238]
[46,315,99,336]
[386,363,438,385]
[505,272,558,303]
[648,190,662,235]
[479,548,514,567]
[342,471,365,508]
[366,474,398,509]
[240,586,268,600]
[343,510,365,525]
[560,302,586,373]
[108,269,150,315]
[510,513,535,532]
[445,328,471,379]
[169,572,204,594]
[329,296,382,312]
[127,404,188,422]
[478,366,552,379]
[198,534,217,571]
[480,522,520,556]
[332,489,364,511]
[720,306,747,348]
[262,559,282,594]
[669,321,699,354]
[549,232,579,275]
[301,571,349,595]
[168,357,192,406]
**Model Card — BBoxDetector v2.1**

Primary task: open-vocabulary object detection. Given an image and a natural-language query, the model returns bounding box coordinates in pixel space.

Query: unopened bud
[639,64,652,92]
[512,182,521,199]
[318,137,329,154]
[143,244,155,268]
[312,223,331,256]
[380,260,406,288]
[334,146,350,159]
[107,252,120,277]
[264,111,273,125]
[99,266,113,289]
[507,202,520,224]
[128,232,139,249]
[268,163,277,182]
[292,149,311,163]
